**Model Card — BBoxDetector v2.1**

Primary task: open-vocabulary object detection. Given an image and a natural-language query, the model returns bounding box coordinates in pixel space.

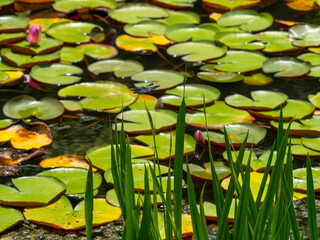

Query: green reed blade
[85,159,93,240]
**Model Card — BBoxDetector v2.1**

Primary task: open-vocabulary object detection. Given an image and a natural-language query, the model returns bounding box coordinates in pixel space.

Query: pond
[1,0,320,239]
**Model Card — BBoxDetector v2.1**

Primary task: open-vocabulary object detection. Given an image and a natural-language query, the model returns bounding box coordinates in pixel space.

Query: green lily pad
[202,200,237,222]
[214,31,264,50]
[53,0,116,13]
[308,65,320,77]
[270,116,320,137]
[132,70,184,91]
[223,149,280,172]
[0,0,13,7]
[167,40,227,62]
[309,92,320,108]
[0,119,13,129]
[28,18,72,32]
[76,43,118,60]
[88,59,144,78]
[124,20,167,37]
[129,94,158,110]
[0,70,23,86]
[161,84,220,107]
[242,73,272,86]
[292,32,320,48]
[6,38,63,55]
[135,132,196,160]
[298,53,320,66]
[262,57,311,78]
[114,109,177,134]
[38,168,102,197]
[60,47,84,63]
[293,166,320,192]
[30,63,83,85]
[86,144,154,171]
[217,10,273,32]
[116,34,158,52]
[105,163,180,192]
[249,99,315,121]
[210,50,267,73]
[291,141,320,159]
[0,206,24,234]
[225,91,288,110]
[24,196,122,230]
[289,24,320,39]
[58,81,137,111]
[60,100,82,112]
[0,70,9,82]
[257,31,298,54]
[3,95,65,120]
[109,3,169,25]
[0,57,22,71]
[1,48,60,68]
[0,16,29,33]
[186,101,255,129]
[47,21,103,44]
[300,135,320,152]
[157,10,200,26]
[151,0,196,9]
[0,32,25,45]
[204,123,266,147]
[165,23,218,42]
[197,64,244,83]
[0,176,65,207]
[183,162,230,181]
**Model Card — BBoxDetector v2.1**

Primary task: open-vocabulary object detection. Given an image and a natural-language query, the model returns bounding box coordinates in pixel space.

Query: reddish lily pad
[204,123,266,147]
[3,95,65,120]
[225,91,288,110]
[167,40,227,62]
[262,57,311,78]
[86,144,154,171]
[30,63,83,85]
[161,84,220,107]
[249,99,315,121]
[38,168,102,197]
[76,43,118,60]
[210,50,267,73]
[109,3,169,25]
[58,81,137,111]
[114,109,177,134]
[132,70,184,92]
[0,176,65,207]
[197,64,244,83]
[53,0,116,13]
[40,155,96,171]
[183,162,230,181]
[293,167,320,192]
[135,132,196,160]
[24,196,121,230]
[0,206,24,234]
[186,101,255,129]
[88,59,144,78]
[1,48,60,68]
[0,16,29,33]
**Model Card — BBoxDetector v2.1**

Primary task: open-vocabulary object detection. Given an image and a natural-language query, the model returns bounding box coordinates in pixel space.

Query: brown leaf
[0,148,46,166]
[40,155,98,171]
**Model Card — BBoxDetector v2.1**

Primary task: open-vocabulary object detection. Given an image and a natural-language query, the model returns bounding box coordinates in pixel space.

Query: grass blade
[85,159,94,240]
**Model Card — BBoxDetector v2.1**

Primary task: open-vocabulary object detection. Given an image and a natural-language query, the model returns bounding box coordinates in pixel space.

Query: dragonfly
[133,83,160,94]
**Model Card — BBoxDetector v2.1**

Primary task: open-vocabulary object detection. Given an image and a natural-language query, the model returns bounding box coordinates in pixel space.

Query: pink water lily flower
[28,24,42,45]
[194,130,206,147]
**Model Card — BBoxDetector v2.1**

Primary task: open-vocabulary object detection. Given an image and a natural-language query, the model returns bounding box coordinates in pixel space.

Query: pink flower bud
[28,24,42,45]
[194,130,205,147]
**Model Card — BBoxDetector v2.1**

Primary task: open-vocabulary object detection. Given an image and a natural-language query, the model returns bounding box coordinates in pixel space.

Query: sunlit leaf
[0,206,24,234]
[40,155,97,171]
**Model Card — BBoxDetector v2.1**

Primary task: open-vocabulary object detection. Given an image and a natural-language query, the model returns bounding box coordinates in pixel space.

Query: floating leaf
[249,99,315,120]
[109,3,169,25]
[293,166,320,192]
[86,144,154,171]
[217,10,273,32]
[161,84,220,107]
[203,0,259,11]
[197,64,244,83]
[0,119,13,129]
[165,23,218,42]
[76,43,118,60]
[159,213,193,239]
[225,91,288,110]
[88,59,144,78]
[0,32,25,45]
[243,73,272,86]
[186,101,255,129]
[53,0,116,13]
[58,81,137,111]
[257,31,298,54]
[129,94,158,110]
[298,53,320,66]
[0,206,24,234]
[124,20,167,37]
[183,162,230,181]
[114,109,177,134]
[132,69,184,91]
[60,47,84,63]
[60,100,82,112]
[202,200,237,222]
[1,48,60,68]
[309,92,320,108]
[157,10,200,26]
[167,40,227,62]
[286,0,319,11]
[0,148,46,166]
[116,34,158,52]
[0,70,23,86]
[3,95,65,120]
[210,50,267,73]
[38,168,102,197]
[0,176,65,207]
[24,196,121,229]
[291,141,320,159]
[204,123,266,147]
[40,155,97,171]
[300,135,320,152]
[135,132,196,160]
[151,0,196,9]
[0,16,29,33]
[30,63,83,85]
[28,18,72,32]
